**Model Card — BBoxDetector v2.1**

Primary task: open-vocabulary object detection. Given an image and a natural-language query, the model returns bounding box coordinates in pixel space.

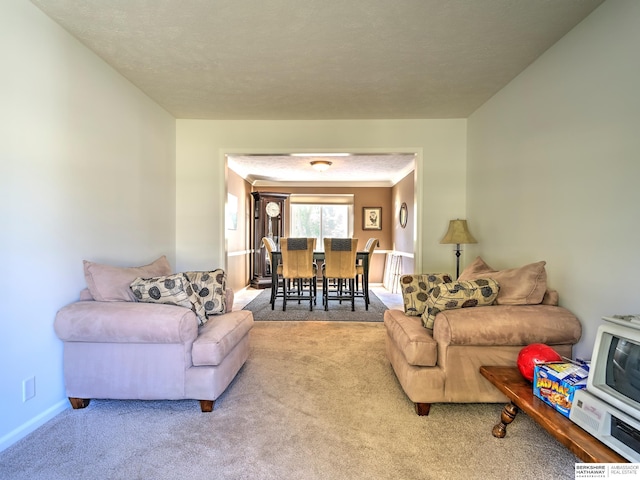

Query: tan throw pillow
[83,256,172,302]
[400,273,453,316]
[184,270,227,316]
[458,256,547,305]
[130,273,207,326]
[421,278,500,329]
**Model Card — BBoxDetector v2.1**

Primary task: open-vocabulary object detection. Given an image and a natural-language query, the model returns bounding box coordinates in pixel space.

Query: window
[289,195,353,250]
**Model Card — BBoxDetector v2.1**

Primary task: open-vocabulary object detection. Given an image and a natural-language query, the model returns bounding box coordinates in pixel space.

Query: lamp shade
[440,219,477,245]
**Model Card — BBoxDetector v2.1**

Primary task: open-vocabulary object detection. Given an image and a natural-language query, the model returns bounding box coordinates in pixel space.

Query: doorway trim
[221,146,424,279]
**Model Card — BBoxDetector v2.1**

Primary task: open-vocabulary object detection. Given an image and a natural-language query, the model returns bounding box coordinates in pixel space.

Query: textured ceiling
[31,0,604,120]
[228,153,416,187]
[30,0,604,185]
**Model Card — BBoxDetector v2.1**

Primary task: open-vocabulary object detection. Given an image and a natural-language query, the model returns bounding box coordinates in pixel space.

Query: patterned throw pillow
[421,278,500,329]
[184,270,227,316]
[130,273,208,326]
[400,273,453,316]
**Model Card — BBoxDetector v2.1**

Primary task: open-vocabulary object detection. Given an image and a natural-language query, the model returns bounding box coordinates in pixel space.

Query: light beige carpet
[0,321,579,480]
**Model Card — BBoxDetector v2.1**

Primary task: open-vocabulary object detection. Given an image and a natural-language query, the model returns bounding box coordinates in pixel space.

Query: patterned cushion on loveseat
[421,278,500,329]
[400,273,453,316]
[184,270,227,316]
[130,273,207,325]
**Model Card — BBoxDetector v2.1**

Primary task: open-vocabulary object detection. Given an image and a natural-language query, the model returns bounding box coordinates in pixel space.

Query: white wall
[0,1,176,451]
[175,119,467,276]
[467,0,640,358]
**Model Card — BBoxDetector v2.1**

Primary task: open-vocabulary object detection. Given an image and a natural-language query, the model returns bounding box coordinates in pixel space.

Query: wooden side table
[480,365,627,463]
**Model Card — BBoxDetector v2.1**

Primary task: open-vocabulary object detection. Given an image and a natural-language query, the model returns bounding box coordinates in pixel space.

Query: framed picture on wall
[363,207,382,230]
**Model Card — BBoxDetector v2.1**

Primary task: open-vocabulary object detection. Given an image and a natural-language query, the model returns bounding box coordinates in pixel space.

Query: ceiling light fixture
[310,160,332,172]
[292,153,350,157]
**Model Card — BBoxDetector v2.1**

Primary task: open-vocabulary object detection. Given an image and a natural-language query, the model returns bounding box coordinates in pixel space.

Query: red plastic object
[517,343,562,382]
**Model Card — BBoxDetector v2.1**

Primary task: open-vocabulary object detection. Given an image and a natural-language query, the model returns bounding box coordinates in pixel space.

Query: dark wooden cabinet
[250,192,289,288]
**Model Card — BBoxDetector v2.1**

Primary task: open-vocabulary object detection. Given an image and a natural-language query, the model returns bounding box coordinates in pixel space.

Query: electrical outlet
[22,377,35,402]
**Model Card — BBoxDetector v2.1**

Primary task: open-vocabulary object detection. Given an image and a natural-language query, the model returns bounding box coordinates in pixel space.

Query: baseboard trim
[0,399,69,453]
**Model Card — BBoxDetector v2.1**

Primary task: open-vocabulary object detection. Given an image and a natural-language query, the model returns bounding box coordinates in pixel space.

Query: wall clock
[266,201,281,218]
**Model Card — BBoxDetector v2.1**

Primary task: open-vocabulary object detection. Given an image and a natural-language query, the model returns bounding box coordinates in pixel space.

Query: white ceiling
[31,0,604,120]
[228,153,416,187]
[30,0,604,185]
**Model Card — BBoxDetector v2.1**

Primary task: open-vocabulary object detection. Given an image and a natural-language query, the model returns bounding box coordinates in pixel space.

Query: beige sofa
[54,256,254,412]
[385,258,582,415]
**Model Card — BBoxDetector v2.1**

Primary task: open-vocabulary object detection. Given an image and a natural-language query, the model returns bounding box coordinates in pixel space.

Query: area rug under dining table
[243,288,387,321]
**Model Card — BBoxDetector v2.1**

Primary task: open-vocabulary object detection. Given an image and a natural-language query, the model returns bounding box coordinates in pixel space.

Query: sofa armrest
[384,309,437,367]
[54,301,198,344]
[193,310,254,366]
[433,305,582,347]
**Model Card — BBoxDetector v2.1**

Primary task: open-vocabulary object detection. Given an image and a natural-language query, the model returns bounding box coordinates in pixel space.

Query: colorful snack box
[533,362,590,418]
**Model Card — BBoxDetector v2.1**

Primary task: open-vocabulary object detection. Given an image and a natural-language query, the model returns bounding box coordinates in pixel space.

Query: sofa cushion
[400,273,453,316]
[79,288,94,301]
[192,311,255,366]
[130,273,207,325]
[458,256,547,305]
[422,278,500,329]
[383,309,437,367]
[83,256,172,302]
[542,289,559,306]
[184,270,227,316]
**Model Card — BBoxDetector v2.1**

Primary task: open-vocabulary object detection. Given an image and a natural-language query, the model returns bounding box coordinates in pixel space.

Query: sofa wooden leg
[69,397,90,409]
[199,400,215,412]
[415,402,431,416]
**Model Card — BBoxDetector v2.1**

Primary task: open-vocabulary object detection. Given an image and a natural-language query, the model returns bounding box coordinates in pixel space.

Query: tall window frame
[289,194,354,250]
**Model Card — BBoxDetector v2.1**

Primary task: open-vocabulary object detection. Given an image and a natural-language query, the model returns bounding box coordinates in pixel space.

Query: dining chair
[355,238,379,310]
[262,237,283,310]
[322,238,358,311]
[280,237,317,311]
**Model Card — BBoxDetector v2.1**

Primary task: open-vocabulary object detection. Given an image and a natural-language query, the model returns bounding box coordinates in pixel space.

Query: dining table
[269,250,371,306]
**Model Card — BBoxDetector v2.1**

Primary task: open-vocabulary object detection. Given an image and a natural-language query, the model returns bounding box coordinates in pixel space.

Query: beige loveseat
[54,256,254,412]
[385,257,582,415]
